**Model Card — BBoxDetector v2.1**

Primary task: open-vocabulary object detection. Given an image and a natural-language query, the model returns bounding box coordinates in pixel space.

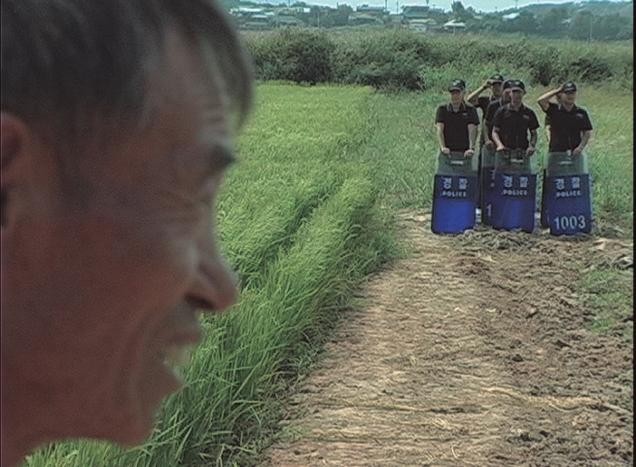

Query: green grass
[578,268,633,342]
[26,80,632,466]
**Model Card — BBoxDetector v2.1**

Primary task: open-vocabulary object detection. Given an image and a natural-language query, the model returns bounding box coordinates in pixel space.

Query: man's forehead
[139,29,229,131]
[151,29,227,104]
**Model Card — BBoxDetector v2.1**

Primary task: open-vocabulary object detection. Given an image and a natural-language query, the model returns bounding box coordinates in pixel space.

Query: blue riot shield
[431,151,478,234]
[479,145,496,226]
[542,152,592,236]
[490,149,537,233]
[540,168,549,228]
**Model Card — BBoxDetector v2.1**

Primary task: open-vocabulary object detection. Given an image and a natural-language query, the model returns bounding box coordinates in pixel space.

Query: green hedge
[243,29,633,91]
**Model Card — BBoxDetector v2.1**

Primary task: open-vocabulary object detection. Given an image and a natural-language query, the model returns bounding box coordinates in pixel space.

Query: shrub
[568,56,614,82]
[247,28,335,84]
[243,30,632,90]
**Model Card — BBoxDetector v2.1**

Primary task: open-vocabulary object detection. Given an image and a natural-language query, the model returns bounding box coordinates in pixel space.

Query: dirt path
[261,212,632,466]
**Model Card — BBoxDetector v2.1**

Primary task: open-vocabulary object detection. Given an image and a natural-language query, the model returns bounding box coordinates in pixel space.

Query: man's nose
[188,254,238,313]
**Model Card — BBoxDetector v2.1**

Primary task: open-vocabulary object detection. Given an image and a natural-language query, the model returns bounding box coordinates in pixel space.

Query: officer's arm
[492,127,504,148]
[436,123,446,150]
[529,129,538,148]
[545,125,551,144]
[537,87,563,112]
[482,118,491,144]
[578,130,592,151]
[468,124,477,151]
[466,82,488,106]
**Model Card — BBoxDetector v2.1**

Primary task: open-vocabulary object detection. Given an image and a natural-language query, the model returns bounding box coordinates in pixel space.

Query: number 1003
[553,215,587,230]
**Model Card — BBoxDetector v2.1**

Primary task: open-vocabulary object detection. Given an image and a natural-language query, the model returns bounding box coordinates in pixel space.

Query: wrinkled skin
[1,29,238,465]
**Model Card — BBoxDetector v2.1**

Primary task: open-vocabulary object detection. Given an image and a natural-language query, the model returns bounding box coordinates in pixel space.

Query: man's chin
[95,409,157,447]
[111,425,155,448]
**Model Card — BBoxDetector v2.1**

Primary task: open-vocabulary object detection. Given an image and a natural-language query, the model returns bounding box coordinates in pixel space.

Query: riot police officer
[491,79,540,157]
[537,82,593,157]
[435,79,480,159]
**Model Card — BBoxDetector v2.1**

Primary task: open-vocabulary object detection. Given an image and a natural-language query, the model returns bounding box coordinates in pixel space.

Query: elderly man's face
[1,30,238,448]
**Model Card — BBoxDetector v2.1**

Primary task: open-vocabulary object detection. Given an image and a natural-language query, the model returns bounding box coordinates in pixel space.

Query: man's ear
[1,113,30,228]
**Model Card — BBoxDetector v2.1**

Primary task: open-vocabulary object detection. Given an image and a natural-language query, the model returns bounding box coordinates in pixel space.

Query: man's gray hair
[1,0,253,142]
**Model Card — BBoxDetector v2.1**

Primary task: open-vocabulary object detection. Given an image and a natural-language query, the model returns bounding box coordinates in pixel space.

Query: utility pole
[588,16,593,42]
[396,0,399,14]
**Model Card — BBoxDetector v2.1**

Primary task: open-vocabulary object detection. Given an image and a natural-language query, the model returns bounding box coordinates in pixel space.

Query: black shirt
[543,102,593,152]
[476,96,493,114]
[435,102,480,151]
[476,95,498,144]
[492,104,540,150]
[484,98,505,141]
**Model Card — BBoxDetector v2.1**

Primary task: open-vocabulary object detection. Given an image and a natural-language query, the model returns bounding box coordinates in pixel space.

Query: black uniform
[543,102,593,152]
[476,96,499,145]
[492,104,540,150]
[435,102,480,151]
[483,98,505,143]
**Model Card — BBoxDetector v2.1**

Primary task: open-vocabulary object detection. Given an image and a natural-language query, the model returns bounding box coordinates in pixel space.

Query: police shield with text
[479,78,512,225]
[490,79,540,233]
[466,73,505,218]
[537,82,594,235]
[431,79,480,234]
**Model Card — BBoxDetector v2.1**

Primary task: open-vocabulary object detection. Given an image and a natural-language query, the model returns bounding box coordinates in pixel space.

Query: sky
[273,0,629,13]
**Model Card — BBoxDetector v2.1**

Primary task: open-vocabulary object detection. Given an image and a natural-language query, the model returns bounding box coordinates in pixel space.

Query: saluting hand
[464,149,475,158]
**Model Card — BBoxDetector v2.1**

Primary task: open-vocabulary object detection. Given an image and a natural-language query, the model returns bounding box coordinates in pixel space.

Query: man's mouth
[159,343,196,380]
[153,304,205,381]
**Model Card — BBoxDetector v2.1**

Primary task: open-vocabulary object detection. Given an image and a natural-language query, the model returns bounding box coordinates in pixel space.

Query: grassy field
[26,82,632,466]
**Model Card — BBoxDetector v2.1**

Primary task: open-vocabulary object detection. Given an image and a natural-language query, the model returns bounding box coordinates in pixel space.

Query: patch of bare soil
[260,211,633,466]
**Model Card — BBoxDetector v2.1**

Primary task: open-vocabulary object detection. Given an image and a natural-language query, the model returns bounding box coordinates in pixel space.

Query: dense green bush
[243,29,632,91]
[246,29,335,84]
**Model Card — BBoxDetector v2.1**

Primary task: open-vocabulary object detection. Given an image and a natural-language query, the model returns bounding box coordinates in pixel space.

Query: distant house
[402,5,430,20]
[229,7,276,30]
[356,4,387,16]
[277,7,311,15]
[408,18,437,32]
[502,12,520,21]
[348,12,383,26]
[274,15,306,27]
[387,13,405,27]
[443,19,466,32]
[243,13,273,30]
[229,6,265,16]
